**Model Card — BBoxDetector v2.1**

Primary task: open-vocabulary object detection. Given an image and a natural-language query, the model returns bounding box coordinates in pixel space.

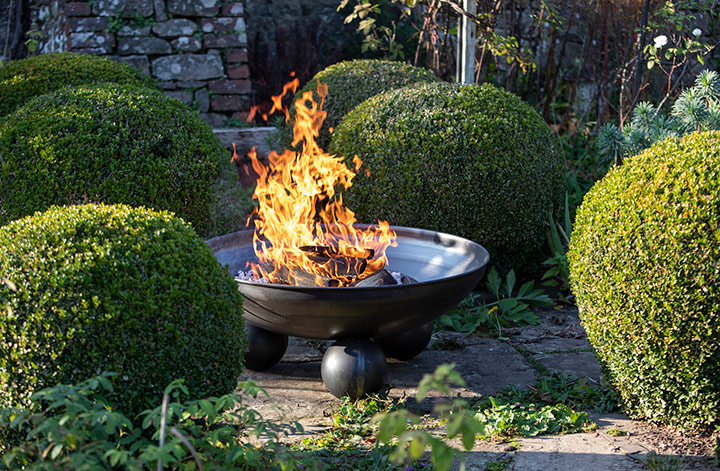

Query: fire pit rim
[207,223,490,290]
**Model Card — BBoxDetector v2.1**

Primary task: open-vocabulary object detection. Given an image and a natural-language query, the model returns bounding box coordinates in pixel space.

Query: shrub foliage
[0,52,157,118]
[289,59,439,149]
[0,204,247,418]
[568,131,720,429]
[0,83,225,234]
[330,81,564,272]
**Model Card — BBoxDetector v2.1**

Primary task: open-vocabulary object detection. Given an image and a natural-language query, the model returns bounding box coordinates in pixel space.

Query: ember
[243,80,402,287]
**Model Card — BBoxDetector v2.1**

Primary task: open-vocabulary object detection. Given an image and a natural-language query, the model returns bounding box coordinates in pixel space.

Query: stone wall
[28,0,251,127]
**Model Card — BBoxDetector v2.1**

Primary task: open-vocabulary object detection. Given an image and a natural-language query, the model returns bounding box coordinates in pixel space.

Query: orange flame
[247,81,397,286]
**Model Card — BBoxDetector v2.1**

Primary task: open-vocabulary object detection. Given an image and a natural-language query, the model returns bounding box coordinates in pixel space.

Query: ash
[235,270,269,284]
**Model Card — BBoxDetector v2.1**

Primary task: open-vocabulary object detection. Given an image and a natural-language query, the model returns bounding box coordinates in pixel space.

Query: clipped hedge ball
[0,52,158,118]
[0,83,225,235]
[287,59,440,149]
[329,81,564,273]
[0,204,247,416]
[568,131,720,429]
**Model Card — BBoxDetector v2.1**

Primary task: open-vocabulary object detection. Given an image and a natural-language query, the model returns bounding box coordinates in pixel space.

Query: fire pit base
[244,324,288,372]
[373,322,434,361]
[321,339,387,400]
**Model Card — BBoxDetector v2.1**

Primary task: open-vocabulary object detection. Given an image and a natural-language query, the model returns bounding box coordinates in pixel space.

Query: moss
[0,203,247,417]
[0,83,226,235]
[0,52,158,118]
[329,81,564,273]
[286,59,439,149]
[568,131,720,429]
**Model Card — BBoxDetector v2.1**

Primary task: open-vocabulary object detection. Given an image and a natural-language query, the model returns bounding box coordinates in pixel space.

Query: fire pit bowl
[207,225,489,398]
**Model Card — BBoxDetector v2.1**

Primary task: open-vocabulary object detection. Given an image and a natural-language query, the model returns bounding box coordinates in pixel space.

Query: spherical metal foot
[244,323,288,372]
[321,339,387,400]
[373,322,433,361]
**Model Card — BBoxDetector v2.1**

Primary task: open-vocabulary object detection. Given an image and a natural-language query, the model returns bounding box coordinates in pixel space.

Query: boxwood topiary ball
[568,131,720,429]
[0,83,225,235]
[0,203,247,417]
[0,52,158,118]
[286,59,440,149]
[329,81,564,273]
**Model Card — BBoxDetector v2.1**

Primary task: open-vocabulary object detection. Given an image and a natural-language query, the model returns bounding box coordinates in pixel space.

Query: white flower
[692,28,702,37]
[654,35,668,48]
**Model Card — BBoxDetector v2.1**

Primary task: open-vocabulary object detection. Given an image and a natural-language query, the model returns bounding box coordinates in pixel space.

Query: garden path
[238,305,717,470]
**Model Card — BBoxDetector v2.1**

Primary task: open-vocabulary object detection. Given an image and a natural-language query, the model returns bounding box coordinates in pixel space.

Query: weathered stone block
[177,80,207,88]
[72,47,111,55]
[195,89,210,113]
[65,2,92,16]
[153,19,197,37]
[171,36,202,52]
[117,25,152,36]
[203,33,246,48]
[152,54,224,81]
[119,37,172,55]
[199,112,228,128]
[225,48,248,63]
[167,0,218,17]
[201,17,245,33]
[153,0,168,22]
[69,32,115,52]
[160,81,178,90]
[211,95,248,112]
[92,0,153,17]
[208,79,251,94]
[221,3,244,17]
[67,17,109,32]
[227,64,250,79]
[165,90,194,107]
[109,55,150,75]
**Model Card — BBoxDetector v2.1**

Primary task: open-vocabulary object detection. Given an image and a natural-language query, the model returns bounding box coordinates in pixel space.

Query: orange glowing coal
[245,80,397,287]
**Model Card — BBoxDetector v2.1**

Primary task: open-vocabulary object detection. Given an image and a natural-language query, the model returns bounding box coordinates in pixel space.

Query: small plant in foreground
[0,373,310,471]
[437,268,552,336]
[605,426,628,437]
[541,194,573,303]
[474,396,593,439]
[374,364,484,471]
[485,458,512,471]
[529,372,618,414]
[643,452,689,471]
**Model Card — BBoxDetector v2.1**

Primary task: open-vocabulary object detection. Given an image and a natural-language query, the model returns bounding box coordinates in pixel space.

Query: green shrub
[0,83,225,234]
[329,82,564,272]
[287,59,439,149]
[0,204,247,418]
[0,52,157,118]
[568,131,720,429]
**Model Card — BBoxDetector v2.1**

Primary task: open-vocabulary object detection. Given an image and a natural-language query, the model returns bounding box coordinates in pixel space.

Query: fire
[246,80,397,286]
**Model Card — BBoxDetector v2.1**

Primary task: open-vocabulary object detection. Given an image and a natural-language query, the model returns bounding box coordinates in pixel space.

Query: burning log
[351,269,418,287]
[300,245,373,279]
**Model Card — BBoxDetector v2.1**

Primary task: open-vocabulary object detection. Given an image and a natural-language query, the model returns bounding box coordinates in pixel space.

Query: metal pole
[456,0,476,84]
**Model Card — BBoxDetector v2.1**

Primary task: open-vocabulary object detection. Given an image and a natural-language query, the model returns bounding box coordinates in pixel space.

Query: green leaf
[429,437,457,471]
[505,270,516,296]
[486,268,501,299]
[409,433,428,459]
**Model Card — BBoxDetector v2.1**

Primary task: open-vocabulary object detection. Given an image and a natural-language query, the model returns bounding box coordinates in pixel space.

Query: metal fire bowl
[207,225,490,340]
